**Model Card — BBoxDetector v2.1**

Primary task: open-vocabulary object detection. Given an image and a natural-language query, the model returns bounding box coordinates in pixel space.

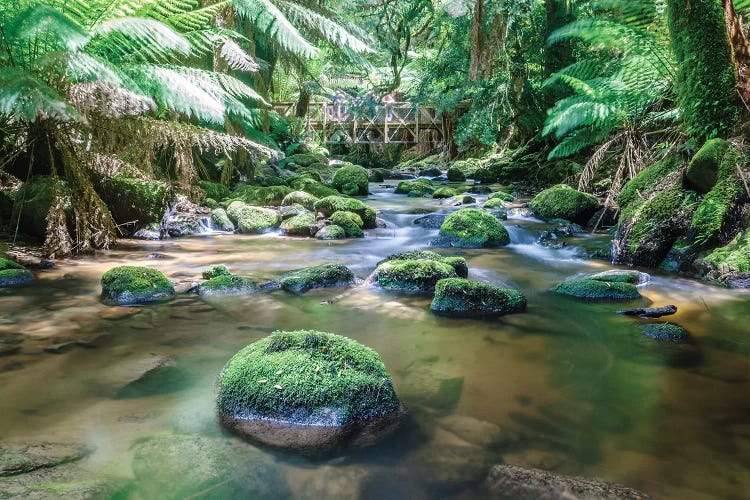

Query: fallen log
[616,305,677,318]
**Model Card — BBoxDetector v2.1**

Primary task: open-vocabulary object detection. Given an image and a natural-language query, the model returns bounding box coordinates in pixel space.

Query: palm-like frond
[0,67,78,122]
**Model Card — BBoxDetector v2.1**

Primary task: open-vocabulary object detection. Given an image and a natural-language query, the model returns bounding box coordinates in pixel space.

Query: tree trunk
[469,0,485,82]
[544,0,575,76]
[666,0,739,140]
[724,0,750,104]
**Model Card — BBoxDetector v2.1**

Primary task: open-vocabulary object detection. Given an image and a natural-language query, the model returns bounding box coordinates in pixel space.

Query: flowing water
[0,183,748,499]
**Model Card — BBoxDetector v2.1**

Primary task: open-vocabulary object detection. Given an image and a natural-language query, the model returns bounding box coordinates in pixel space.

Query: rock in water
[434,208,510,248]
[199,275,258,297]
[100,266,174,305]
[315,225,347,240]
[0,442,91,476]
[377,251,468,278]
[528,184,600,225]
[314,196,377,228]
[373,259,458,292]
[639,322,689,341]
[617,305,677,318]
[331,163,369,196]
[216,330,402,454]
[552,279,641,301]
[486,464,653,499]
[431,278,526,317]
[273,263,356,294]
[0,258,33,288]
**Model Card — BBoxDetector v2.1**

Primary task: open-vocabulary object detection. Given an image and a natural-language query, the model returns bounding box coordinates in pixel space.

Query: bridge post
[384,109,389,144]
[322,103,327,143]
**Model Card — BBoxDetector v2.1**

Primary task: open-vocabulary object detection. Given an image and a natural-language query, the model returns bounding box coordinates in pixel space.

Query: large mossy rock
[315,225,347,240]
[377,250,468,278]
[0,258,33,287]
[289,177,340,199]
[528,184,599,224]
[217,330,402,452]
[332,163,369,196]
[684,138,729,194]
[231,205,281,234]
[330,211,364,237]
[697,230,750,287]
[210,208,235,232]
[282,190,318,211]
[431,278,526,317]
[436,208,510,248]
[394,179,435,196]
[276,263,356,294]
[374,259,458,292]
[433,187,459,199]
[199,274,258,297]
[198,181,230,202]
[280,212,315,236]
[314,196,376,228]
[446,166,466,182]
[553,278,641,301]
[101,266,174,305]
[97,173,173,230]
[10,176,68,238]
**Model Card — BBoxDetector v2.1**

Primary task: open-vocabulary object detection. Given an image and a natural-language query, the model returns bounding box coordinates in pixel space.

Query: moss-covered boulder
[395,179,434,196]
[433,187,459,199]
[639,323,689,341]
[436,208,510,248]
[446,167,466,182]
[685,138,729,194]
[280,212,315,236]
[374,259,458,292]
[472,168,497,184]
[276,263,356,293]
[289,177,340,199]
[98,174,173,230]
[332,163,369,196]
[231,185,291,207]
[236,206,281,234]
[314,196,377,228]
[202,265,231,280]
[210,208,234,232]
[330,211,364,238]
[528,184,599,224]
[431,278,526,317]
[552,279,641,300]
[10,176,69,238]
[588,269,650,285]
[315,225,346,240]
[285,153,327,168]
[618,156,682,209]
[483,198,505,209]
[697,231,750,287]
[217,330,402,452]
[377,250,468,278]
[488,191,514,202]
[101,266,174,305]
[0,258,33,287]
[282,190,318,211]
[198,181,230,202]
[199,274,258,297]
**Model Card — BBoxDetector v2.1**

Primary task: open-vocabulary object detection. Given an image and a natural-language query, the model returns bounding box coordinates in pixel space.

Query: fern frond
[6,5,90,51]
[275,0,372,53]
[233,0,318,58]
[0,67,78,122]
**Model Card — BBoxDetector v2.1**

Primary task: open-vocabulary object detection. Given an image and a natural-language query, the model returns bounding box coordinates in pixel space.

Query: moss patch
[0,258,33,287]
[330,211,364,237]
[488,191,514,202]
[282,191,318,211]
[210,208,234,232]
[280,212,315,236]
[618,155,682,209]
[314,196,376,228]
[199,275,258,297]
[315,225,346,240]
[438,208,510,248]
[331,163,369,196]
[278,263,355,293]
[375,259,457,292]
[198,181,230,202]
[236,206,281,234]
[231,185,292,207]
[216,330,400,426]
[101,266,174,305]
[377,250,468,278]
[639,322,689,341]
[202,265,231,280]
[98,174,172,228]
[552,278,640,300]
[446,167,466,182]
[289,177,339,199]
[529,184,599,224]
[433,187,460,199]
[431,278,526,317]
[395,179,434,196]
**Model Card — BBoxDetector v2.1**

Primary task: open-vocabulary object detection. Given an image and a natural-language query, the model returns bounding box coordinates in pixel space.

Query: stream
[0,182,748,499]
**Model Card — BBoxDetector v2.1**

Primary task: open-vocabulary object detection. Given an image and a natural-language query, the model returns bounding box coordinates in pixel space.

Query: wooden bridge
[272,102,445,146]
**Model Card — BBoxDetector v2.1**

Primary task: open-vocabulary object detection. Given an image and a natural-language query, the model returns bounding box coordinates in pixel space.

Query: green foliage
[216,330,399,425]
[438,208,510,248]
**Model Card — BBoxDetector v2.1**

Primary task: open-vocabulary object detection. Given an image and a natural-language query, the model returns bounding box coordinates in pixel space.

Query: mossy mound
[332,163,369,196]
[282,191,318,211]
[446,167,466,182]
[11,176,70,238]
[202,265,231,280]
[330,211,364,237]
[97,174,173,230]
[198,181,230,202]
[472,168,497,184]
[284,153,328,168]
[528,184,599,224]
[552,279,641,300]
[315,225,346,240]
[395,179,435,196]
[199,274,258,297]
[277,263,356,293]
[230,185,291,207]
[588,270,649,285]
[433,187,460,199]
[639,323,689,341]
[210,208,235,232]
[483,198,505,209]
[488,191,514,202]
[101,266,174,305]
[235,206,281,234]
[289,177,340,199]
[437,208,510,248]
[377,250,468,278]
[618,156,682,209]
[280,212,315,236]
[314,196,376,228]
[374,259,458,292]
[0,258,33,287]
[698,231,750,286]
[431,278,527,317]
[684,138,729,194]
[217,330,401,450]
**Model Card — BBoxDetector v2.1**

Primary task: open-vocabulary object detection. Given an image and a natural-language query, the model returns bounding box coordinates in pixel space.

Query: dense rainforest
[0,1,749,499]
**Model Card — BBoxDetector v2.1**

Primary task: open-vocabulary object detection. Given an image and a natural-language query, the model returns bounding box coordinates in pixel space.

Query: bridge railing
[271,102,444,145]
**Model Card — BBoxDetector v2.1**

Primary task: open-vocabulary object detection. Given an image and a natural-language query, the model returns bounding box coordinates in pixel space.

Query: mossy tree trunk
[666,0,739,140]
[723,0,750,103]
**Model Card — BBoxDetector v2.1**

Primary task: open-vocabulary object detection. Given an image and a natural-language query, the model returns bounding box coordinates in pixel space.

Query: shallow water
[1,183,748,499]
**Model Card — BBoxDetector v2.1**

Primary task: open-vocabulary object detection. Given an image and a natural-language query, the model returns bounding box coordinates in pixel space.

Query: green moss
[621,186,687,258]
[483,198,505,209]
[278,263,355,293]
[449,159,483,174]
[217,330,400,426]
[587,270,645,284]
[703,231,750,273]
[529,184,599,224]
[685,139,730,193]
[488,191,514,202]
[101,266,174,305]
[639,322,689,341]
[10,177,68,238]
[433,187,459,199]
[446,167,466,182]
[199,275,258,296]
[431,278,527,317]
[315,225,346,240]
[231,185,292,207]
[618,156,682,209]
[282,191,318,211]
[472,168,497,184]
[377,251,468,278]
[284,153,327,168]
[438,208,510,248]
[375,259,458,292]
[330,211,364,237]
[202,265,231,280]
[395,179,434,196]
[0,268,34,287]
[552,278,641,300]
[280,212,315,236]
[225,200,248,222]
[236,206,281,234]
[289,177,340,199]
[314,196,376,228]
[210,208,234,232]
[98,173,172,227]
[332,163,369,196]
[198,181,230,202]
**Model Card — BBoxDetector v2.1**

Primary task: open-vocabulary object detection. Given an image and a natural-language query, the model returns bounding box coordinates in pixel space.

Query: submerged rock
[373,259,458,292]
[552,278,641,301]
[217,330,402,453]
[0,258,33,288]
[528,184,600,225]
[486,464,652,499]
[431,278,526,317]
[100,266,174,305]
[275,263,356,294]
[0,442,91,477]
[639,322,689,341]
[434,208,510,248]
[315,225,347,240]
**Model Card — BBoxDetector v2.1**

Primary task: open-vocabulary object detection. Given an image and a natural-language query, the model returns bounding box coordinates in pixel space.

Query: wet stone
[0,442,91,477]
